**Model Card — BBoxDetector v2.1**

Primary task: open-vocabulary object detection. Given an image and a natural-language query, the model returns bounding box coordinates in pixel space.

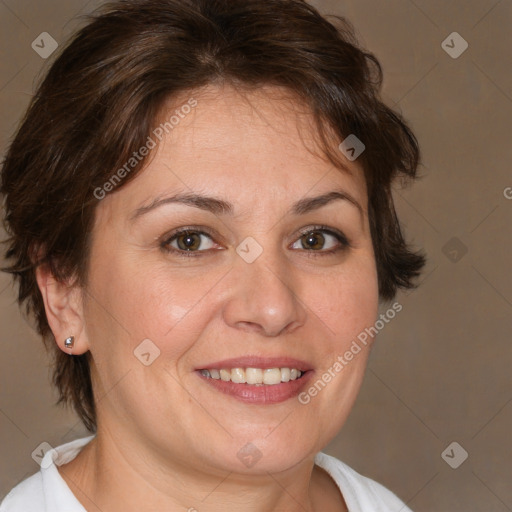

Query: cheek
[309,255,379,347]
[84,250,225,362]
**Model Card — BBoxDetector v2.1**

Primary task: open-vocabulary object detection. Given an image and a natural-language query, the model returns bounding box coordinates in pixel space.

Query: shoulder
[0,435,95,512]
[314,452,413,512]
[0,472,44,512]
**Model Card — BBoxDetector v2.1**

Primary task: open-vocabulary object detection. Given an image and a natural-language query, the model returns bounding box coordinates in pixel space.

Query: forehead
[99,84,367,221]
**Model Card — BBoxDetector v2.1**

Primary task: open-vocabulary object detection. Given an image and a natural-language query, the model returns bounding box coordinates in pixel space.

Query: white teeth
[200,367,304,385]
[246,368,263,384]
[231,368,245,383]
[263,368,282,385]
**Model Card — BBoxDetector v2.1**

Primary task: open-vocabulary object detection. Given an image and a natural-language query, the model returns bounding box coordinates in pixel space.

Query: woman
[0,0,426,510]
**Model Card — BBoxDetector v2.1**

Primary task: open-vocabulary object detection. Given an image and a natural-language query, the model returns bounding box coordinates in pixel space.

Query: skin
[36,84,379,512]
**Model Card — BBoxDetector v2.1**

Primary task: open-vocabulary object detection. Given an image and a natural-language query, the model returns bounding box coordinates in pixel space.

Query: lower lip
[196,371,314,404]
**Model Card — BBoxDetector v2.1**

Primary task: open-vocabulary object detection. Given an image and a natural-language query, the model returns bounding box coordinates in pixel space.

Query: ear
[35,263,90,355]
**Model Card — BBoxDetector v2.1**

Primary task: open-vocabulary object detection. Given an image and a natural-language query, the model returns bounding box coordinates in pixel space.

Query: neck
[57,428,346,512]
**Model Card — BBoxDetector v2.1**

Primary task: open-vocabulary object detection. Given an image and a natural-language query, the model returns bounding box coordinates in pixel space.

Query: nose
[222,248,307,337]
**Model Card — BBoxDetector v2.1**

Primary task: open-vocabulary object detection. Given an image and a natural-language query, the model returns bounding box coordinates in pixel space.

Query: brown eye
[163,229,216,254]
[300,231,326,250]
[176,231,202,251]
[291,227,350,255]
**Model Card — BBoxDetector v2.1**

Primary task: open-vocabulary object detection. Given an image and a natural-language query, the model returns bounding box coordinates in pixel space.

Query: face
[79,84,379,475]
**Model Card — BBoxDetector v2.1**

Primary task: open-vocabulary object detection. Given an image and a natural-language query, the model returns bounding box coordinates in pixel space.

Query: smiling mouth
[198,367,306,385]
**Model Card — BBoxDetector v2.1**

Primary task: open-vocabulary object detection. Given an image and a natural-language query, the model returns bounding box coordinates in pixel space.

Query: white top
[1,436,412,511]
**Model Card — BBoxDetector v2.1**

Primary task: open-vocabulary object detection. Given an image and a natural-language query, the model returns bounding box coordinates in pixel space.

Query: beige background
[1,0,511,510]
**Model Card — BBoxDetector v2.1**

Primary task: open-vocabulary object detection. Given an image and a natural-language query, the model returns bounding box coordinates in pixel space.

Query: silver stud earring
[64,336,75,349]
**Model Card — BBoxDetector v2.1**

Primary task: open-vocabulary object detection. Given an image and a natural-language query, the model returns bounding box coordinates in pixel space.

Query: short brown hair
[1,0,426,432]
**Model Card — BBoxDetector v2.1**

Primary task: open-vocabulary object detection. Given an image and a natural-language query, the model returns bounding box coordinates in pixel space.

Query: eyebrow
[129,189,364,222]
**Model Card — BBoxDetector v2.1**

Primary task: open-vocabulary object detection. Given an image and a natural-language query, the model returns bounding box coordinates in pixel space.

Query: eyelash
[160,225,351,259]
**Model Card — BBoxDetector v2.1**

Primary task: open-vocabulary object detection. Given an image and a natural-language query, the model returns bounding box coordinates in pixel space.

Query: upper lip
[196,355,313,372]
